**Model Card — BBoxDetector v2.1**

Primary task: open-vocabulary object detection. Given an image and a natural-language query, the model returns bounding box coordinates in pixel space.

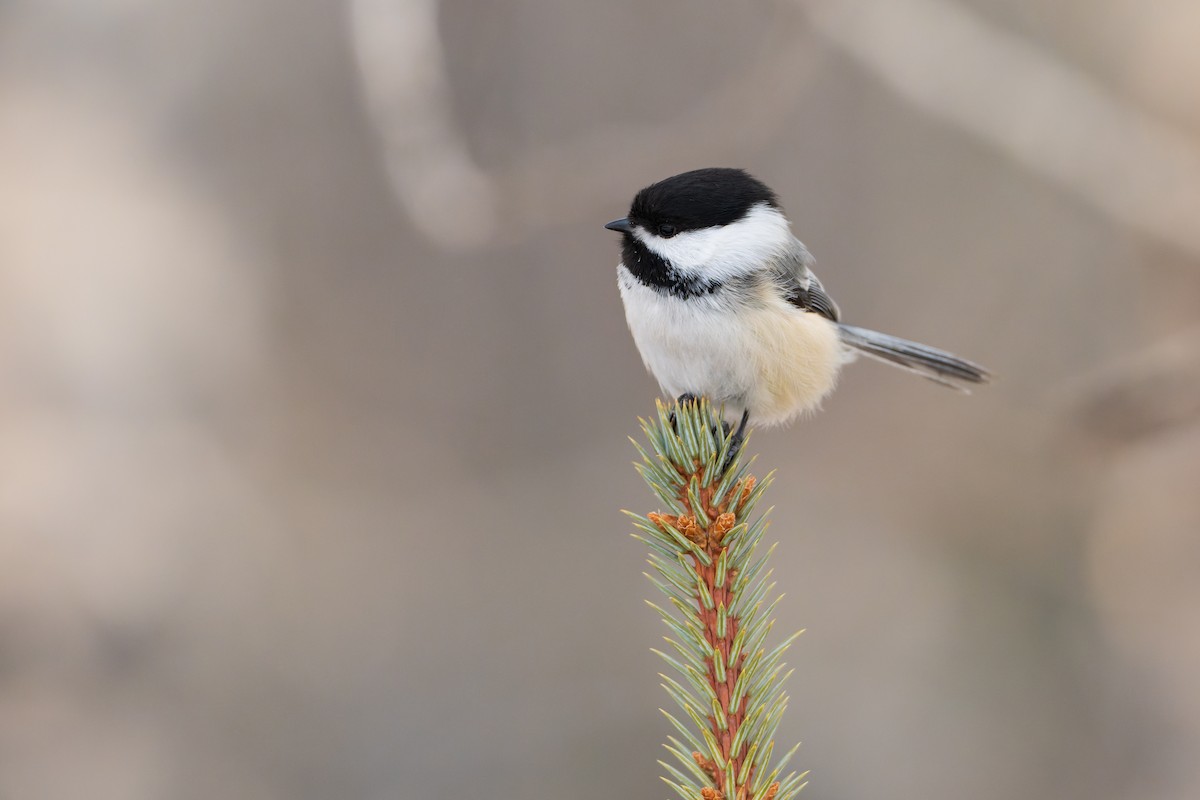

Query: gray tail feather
[837,324,990,391]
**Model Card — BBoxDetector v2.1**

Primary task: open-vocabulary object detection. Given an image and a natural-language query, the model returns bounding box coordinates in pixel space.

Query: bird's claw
[669,393,699,432]
[720,409,751,474]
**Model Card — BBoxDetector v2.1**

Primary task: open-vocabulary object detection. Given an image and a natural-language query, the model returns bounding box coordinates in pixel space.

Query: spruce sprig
[627,398,808,800]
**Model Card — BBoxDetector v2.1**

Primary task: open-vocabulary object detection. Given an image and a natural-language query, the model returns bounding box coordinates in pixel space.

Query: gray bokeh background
[3,1,1199,798]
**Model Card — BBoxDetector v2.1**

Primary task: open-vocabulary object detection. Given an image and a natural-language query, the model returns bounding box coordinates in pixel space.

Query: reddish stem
[686,486,753,798]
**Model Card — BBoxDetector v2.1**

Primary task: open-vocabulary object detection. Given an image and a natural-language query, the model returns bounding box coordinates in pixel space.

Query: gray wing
[775,239,841,322]
[774,239,990,390]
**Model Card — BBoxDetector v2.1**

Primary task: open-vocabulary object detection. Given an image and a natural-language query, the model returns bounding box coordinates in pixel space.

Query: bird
[606,167,989,449]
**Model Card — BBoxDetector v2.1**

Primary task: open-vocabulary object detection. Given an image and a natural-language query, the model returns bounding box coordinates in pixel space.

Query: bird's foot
[669,393,699,432]
[722,409,751,474]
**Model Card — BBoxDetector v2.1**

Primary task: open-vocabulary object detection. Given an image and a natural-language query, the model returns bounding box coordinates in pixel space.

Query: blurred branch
[348,0,819,250]
[348,0,500,249]
[1066,325,1200,444]
[629,399,806,800]
[352,0,1200,259]
[801,0,1200,259]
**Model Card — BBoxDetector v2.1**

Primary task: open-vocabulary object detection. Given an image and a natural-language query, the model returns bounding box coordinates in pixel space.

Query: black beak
[604,218,633,234]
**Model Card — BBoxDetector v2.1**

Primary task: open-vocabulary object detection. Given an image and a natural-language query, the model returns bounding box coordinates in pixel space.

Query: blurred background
[2,0,1199,798]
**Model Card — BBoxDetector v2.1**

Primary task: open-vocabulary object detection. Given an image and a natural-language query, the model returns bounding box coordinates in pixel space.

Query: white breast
[618,268,846,426]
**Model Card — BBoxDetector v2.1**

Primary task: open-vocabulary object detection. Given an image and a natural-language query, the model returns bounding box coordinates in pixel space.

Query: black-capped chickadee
[606,167,989,443]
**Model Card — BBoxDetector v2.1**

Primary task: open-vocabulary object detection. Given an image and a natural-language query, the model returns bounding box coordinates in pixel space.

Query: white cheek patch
[634,204,793,284]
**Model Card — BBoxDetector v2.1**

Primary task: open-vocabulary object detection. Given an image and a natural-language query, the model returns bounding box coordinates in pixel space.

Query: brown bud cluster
[647,511,740,551]
[737,476,757,507]
[647,513,705,545]
[692,751,718,780]
[710,512,737,544]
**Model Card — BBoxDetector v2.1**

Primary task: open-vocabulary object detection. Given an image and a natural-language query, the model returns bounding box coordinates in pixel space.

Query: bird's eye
[658,223,677,238]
